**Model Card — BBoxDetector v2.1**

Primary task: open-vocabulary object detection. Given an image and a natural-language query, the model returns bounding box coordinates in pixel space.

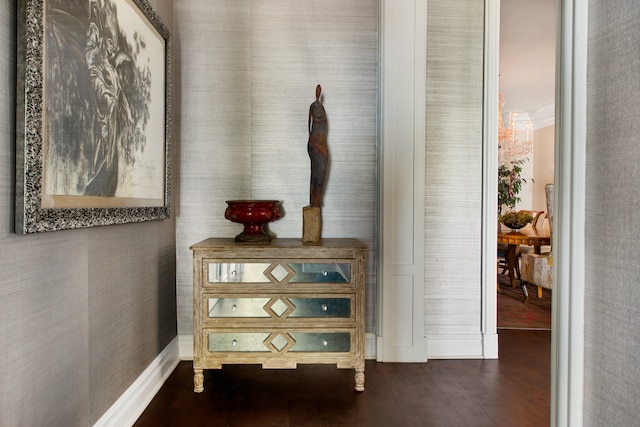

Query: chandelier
[498,92,533,164]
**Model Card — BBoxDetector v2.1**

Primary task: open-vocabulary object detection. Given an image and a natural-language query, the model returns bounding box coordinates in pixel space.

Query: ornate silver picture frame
[16,0,171,233]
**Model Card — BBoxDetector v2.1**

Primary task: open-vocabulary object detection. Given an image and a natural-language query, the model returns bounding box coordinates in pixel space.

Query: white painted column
[377,0,428,362]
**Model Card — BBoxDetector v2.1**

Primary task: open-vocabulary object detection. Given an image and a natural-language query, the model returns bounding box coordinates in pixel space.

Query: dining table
[498,224,551,299]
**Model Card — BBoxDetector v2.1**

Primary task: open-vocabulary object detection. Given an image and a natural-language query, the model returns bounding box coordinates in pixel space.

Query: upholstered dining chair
[519,210,546,229]
[518,210,547,255]
[520,184,554,301]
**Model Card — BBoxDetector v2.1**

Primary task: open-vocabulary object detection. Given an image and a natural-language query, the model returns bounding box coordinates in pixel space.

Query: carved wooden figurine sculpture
[303,85,328,242]
[308,84,328,207]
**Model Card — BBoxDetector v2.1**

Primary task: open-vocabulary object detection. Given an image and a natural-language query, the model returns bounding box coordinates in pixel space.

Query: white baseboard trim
[426,333,486,359]
[179,334,194,359]
[93,336,180,427]
[365,332,376,359]
[178,333,378,361]
[483,332,499,359]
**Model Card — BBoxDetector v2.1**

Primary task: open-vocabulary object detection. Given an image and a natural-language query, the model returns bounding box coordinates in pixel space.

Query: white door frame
[481,0,500,359]
[485,0,587,425]
[551,1,587,425]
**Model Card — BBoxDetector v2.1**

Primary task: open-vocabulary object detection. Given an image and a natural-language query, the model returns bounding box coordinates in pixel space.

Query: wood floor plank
[134,330,550,426]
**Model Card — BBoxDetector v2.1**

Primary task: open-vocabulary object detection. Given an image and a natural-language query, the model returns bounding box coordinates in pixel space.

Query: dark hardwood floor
[134,330,550,427]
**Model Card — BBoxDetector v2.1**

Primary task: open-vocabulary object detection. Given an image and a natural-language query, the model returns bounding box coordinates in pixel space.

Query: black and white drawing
[16,0,171,233]
[44,0,164,202]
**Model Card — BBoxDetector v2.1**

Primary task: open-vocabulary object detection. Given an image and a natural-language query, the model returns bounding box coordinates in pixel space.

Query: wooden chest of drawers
[190,238,367,392]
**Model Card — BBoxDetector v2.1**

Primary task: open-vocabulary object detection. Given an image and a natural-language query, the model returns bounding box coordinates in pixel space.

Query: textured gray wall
[425,0,484,333]
[0,1,176,425]
[584,0,640,424]
[174,0,379,336]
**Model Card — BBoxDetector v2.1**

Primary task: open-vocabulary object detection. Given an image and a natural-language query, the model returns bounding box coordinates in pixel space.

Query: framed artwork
[15,0,171,233]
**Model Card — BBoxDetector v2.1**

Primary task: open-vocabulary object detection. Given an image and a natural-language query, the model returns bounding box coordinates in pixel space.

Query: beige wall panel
[424,0,484,333]
[584,1,640,424]
[88,221,177,421]
[0,234,90,426]
[532,124,555,212]
[174,1,252,335]
[175,0,378,335]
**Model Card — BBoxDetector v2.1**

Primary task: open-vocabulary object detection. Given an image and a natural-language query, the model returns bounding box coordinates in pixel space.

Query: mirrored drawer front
[208,297,351,318]
[208,333,271,352]
[208,332,351,353]
[207,262,351,284]
[288,332,351,352]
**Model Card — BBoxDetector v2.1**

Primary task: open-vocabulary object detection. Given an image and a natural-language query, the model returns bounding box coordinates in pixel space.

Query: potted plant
[498,159,533,230]
[499,211,534,230]
[498,158,527,216]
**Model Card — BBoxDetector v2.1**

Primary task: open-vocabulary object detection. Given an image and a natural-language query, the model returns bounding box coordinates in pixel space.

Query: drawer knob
[232,339,237,347]
[322,270,328,276]
[322,304,328,311]
[322,340,328,346]
[232,304,237,311]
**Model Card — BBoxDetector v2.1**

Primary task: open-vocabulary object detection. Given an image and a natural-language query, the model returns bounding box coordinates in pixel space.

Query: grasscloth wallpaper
[0,1,176,425]
[584,0,640,424]
[425,0,484,334]
[174,0,379,338]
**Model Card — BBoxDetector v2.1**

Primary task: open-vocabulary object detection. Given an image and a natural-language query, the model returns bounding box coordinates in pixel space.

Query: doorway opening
[496,0,556,330]
[486,0,588,424]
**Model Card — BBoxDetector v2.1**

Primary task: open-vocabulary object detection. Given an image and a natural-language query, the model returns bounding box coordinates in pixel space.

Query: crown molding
[528,102,555,129]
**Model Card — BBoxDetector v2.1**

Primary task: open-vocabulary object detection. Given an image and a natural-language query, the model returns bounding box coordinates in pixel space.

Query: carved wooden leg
[194,368,204,393]
[355,367,365,391]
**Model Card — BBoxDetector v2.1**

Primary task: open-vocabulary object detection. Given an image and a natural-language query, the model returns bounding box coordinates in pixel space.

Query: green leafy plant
[499,211,534,229]
[498,158,527,215]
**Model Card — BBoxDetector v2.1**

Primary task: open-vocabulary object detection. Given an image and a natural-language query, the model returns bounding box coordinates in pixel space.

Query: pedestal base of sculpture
[302,205,322,242]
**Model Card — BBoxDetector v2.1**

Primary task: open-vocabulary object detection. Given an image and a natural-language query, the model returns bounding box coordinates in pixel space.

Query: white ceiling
[500,0,556,129]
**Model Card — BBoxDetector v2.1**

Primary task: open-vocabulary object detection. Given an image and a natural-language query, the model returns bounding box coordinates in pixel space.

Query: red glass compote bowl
[224,200,282,242]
